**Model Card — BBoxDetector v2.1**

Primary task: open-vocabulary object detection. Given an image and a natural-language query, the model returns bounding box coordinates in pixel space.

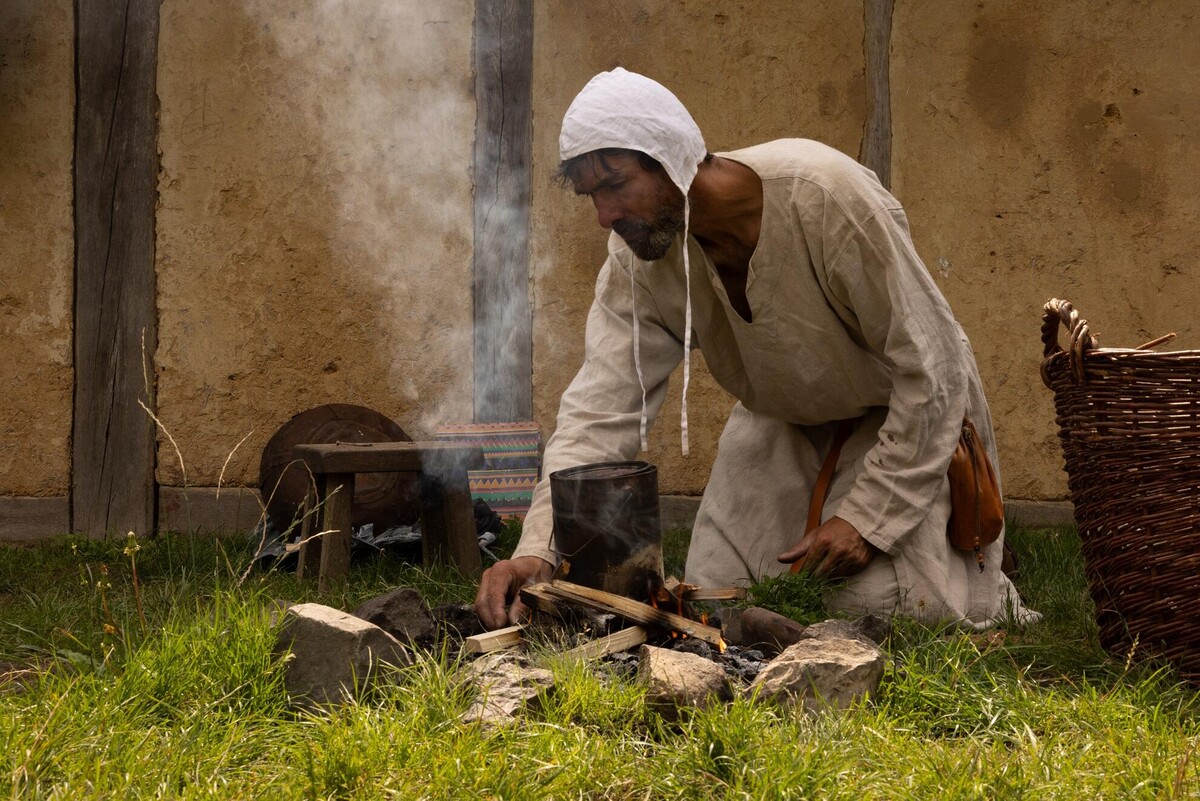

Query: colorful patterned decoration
[435,422,541,519]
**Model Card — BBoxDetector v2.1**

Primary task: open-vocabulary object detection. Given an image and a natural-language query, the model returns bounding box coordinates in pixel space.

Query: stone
[637,644,731,720]
[353,587,436,644]
[461,652,555,726]
[274,602,412,708]
[801,618,878,648]
[431,603,486,641]
[851,613,893,646]
[748,637,885,713]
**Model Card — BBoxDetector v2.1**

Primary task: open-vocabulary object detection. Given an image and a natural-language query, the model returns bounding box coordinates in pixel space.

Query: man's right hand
[474,555,554,630]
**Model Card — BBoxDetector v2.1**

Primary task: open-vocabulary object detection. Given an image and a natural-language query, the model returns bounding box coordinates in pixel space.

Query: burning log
[721,607,807,655]
[522,580,725,648]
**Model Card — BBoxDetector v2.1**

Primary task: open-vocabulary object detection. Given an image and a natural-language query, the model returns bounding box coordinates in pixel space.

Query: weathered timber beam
[860,0,894,189]
[473,0,533,423]
[72,0,160,537]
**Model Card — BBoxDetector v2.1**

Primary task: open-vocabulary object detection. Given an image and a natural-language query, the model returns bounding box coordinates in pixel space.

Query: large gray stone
[353,587,436,644]
[274,602,412,708]
[800,617,890,648]
[637,644,731,720]
[461,652,555,726]
[748,637,885,713]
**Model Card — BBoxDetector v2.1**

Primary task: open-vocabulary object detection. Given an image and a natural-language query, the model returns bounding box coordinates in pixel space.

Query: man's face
[568,152,685,261]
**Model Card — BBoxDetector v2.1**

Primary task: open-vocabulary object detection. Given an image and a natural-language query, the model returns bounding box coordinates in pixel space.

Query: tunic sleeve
[824,206,969,554]
[511,248,685,565]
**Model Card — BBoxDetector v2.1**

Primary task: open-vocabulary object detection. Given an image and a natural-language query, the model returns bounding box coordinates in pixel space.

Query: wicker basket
[1041,298,1200,679]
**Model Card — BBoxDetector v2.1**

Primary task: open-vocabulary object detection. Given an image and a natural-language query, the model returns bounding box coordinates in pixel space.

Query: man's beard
[613,197,685,261]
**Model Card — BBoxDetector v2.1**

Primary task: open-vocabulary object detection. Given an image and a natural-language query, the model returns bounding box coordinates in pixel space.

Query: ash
[604,636,769,685]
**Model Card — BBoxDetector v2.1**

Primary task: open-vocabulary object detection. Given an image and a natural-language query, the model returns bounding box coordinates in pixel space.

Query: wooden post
[861,0,894,189]
[473,0,533,423]
[317,474,354,592]
[419,467,483,579]
[72,0,160,537]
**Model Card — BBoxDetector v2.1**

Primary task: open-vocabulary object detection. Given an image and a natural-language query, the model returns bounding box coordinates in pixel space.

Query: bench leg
[296,490,321,580]
[317,472,355,592]
[419,466,482,579]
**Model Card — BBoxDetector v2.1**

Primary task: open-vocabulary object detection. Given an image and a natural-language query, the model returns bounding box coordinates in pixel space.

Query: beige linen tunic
[514,139,1033,627]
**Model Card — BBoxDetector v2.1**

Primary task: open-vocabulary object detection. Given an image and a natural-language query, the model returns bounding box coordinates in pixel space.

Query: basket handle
[1040,298,1097,385]
[1041,299,1179,386]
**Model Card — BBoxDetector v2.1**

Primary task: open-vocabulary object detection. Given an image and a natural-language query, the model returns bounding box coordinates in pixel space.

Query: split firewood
[658,577,746,603]
[464,624,526,654]
[662,576,687,595]
[564,626,649,661]
[533,580,724,647]
[681,587,747,602]
[518,584,565,617]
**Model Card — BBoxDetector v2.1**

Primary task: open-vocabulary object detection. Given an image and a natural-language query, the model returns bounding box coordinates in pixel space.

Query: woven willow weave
[1041,298,1200,680]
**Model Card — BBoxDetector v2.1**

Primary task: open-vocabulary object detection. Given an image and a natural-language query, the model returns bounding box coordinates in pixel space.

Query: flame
[646,579,727,652]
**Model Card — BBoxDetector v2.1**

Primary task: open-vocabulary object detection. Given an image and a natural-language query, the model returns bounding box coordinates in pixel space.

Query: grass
[1,523,1198,799]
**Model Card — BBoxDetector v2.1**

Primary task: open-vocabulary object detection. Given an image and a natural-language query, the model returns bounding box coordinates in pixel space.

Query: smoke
[235,0,480,435]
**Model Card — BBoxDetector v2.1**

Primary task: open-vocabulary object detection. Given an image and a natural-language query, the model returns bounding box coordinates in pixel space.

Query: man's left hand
[777,516,880,579]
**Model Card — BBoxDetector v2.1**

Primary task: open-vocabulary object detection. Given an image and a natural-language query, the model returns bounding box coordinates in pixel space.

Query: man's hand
[474,556,554,630]
[777,516,879,579]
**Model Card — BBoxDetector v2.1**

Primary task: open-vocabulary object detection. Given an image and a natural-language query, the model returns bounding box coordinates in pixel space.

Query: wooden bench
[290,442,484,591]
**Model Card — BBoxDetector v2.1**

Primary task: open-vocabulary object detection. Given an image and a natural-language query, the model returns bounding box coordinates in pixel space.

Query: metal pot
[549,461,662,599]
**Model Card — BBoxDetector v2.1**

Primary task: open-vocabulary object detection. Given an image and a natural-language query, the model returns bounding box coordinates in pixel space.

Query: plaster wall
[531,0,868,495]
[155,0,476,487]
[891,1,1200,499]
[0,1,74,496]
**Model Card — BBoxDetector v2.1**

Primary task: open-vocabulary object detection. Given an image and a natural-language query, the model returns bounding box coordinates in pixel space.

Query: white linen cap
[559,68,705,456]
[559,67,707,197]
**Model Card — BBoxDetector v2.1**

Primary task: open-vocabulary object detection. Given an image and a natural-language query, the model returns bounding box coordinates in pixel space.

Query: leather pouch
[946,417,1005,571]
[797,416,1005,574]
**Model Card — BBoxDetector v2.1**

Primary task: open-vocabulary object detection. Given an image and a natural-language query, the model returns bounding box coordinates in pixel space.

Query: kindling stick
[464,624,525,654]
[564,626,649,661]
[681,587,747,601]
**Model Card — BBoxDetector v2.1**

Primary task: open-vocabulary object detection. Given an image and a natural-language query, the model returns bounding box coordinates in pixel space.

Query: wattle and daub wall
[3,1,1197,535]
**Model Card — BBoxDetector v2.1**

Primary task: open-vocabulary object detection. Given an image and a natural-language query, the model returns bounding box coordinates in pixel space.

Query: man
[475,67,1035,630]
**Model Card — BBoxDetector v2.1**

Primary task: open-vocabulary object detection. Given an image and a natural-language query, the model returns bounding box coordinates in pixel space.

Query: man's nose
[593,196,620,230]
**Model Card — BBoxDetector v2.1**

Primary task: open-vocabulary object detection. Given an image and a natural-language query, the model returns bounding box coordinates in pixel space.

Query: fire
[647,580,727,652]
